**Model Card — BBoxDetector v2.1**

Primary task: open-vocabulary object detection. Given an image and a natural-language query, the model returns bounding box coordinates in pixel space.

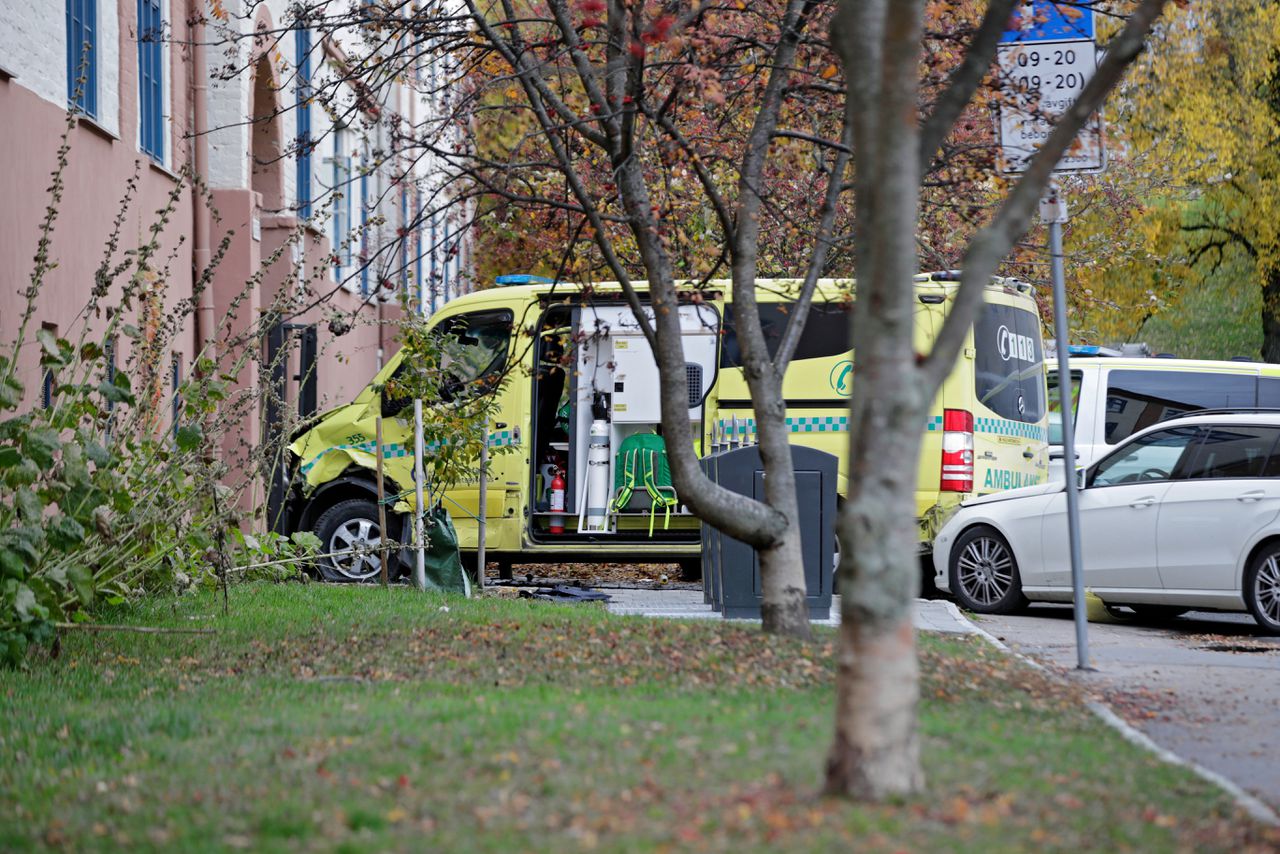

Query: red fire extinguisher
[549,468,566,534]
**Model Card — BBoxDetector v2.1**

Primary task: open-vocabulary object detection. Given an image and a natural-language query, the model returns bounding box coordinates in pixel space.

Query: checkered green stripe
[975,417,1046,441]
[722,414,1045,440]
[718,417,848,435]
[300,431,519,477]
[299,441,395,477]
[787,416,847,433]
[489,429,518,448]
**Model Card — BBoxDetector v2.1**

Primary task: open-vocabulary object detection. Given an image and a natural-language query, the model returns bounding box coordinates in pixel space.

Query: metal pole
[1045,182,1091,671]
[413,398,427,591]
[476,418,488,592]
[374,408,389,589]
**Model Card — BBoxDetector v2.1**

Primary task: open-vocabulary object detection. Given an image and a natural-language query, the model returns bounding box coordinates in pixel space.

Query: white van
[1048,356,1280,477]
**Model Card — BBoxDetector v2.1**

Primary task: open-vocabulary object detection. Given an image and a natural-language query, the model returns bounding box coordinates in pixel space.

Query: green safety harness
[610,434,679,536]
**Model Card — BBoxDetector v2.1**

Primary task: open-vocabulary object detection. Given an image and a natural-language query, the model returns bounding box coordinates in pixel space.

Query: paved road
[972,605,1280,811]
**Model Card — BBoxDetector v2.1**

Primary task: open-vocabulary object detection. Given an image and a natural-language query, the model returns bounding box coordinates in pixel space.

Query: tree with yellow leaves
[1117,0,1280,360]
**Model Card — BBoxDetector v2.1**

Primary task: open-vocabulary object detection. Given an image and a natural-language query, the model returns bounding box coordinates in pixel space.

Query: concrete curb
[947,604,1280,828]
[1085,701,1280,827]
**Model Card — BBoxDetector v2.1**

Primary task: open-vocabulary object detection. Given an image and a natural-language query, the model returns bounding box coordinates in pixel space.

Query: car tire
[312,498,398,583]
[949,525,1029,615]
[1244,545,1280,636]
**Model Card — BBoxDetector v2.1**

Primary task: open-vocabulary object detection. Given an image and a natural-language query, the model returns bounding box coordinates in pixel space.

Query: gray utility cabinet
[700,445,837,620]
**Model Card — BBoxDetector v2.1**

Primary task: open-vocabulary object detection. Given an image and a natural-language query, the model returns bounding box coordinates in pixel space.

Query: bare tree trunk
[826,410,927,797]
[824,0,927,798]
[822,0,1169,798]
[756,409,810,639]
[826,604,922,796]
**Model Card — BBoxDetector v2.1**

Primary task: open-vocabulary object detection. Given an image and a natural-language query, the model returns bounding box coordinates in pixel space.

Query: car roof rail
[913,271,1033,294]
[1158,407,1280,422]
[915,270,965,281]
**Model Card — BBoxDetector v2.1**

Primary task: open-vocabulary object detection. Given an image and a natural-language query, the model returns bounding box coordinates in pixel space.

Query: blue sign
[1001,1,1094,42]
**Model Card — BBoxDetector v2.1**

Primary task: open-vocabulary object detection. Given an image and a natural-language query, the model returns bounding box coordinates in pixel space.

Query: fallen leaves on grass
[139,615,840,692]
[919,637,1080,713]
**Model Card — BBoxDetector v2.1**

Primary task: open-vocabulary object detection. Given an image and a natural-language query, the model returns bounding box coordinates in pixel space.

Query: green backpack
[610,433,679,536]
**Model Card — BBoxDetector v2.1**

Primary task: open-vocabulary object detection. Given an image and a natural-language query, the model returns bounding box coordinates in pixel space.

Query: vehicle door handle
[1238,490,1266,503]
[1129,496,1156,508]
[1023,450,1035,459]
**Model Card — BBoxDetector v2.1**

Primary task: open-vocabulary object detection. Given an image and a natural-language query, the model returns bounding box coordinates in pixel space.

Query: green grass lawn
[1,584,1275,852]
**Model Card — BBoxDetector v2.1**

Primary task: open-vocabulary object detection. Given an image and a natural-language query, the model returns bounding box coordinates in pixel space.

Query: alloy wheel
[1255,554,1280,629]
[327,517,384,581]
[956,535,1014,607]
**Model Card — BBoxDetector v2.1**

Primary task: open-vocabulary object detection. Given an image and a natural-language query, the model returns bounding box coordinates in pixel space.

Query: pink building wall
[0,0,395,525]
[0,0,195,415]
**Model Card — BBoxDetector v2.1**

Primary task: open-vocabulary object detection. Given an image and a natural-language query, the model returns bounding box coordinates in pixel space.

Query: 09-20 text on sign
[997,3,1103,175]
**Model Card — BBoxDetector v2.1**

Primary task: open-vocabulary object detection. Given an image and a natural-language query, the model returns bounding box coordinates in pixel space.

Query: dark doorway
[264,321,319,532]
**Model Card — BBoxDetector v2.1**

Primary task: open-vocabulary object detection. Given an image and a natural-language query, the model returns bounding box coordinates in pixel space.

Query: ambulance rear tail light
[940,409,974,492]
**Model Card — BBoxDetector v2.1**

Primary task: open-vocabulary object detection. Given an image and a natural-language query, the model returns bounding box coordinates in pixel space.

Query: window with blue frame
[137,0,164,161]
[295,27,312,218]
[429,212,438,313]
[66,0,98,116]
[414,188,424,310]
[331,129,352,283]
[359,159,369,296]
[399,184,409,291]
[441,222,451,300]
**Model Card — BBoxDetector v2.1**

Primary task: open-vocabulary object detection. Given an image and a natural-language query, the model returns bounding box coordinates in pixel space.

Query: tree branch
[774,114,853,371]
[918,0,1018,176]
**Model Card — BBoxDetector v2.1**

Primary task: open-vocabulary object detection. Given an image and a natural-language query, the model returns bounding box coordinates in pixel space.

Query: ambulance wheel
[948,525,1028,614]
[312,498,397,583]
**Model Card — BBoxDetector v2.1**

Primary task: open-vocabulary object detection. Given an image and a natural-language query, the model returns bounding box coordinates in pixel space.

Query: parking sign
[997,2,1103,174]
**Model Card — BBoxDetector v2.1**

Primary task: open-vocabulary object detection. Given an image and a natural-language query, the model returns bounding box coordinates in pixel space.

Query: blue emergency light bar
[1067,345,1103,356]
[494,274,556,285]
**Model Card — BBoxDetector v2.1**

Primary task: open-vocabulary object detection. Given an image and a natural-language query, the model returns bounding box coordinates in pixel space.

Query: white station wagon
[932,411,1280,634]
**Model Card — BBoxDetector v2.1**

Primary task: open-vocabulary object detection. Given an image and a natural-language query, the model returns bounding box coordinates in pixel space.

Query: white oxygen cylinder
[583,418,612,532]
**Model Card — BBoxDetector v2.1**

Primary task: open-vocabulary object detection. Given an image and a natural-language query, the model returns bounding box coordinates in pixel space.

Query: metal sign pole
[1002,3,1099,672]
[413,398,427,591]
[476,419,488,593]
[1043,182,1091,671]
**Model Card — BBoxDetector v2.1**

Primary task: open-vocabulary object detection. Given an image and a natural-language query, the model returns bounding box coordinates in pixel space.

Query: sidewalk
[604,587,976,635]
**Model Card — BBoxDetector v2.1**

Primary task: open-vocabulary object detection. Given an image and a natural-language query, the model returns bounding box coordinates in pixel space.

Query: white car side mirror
[1076,467,1087,489]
